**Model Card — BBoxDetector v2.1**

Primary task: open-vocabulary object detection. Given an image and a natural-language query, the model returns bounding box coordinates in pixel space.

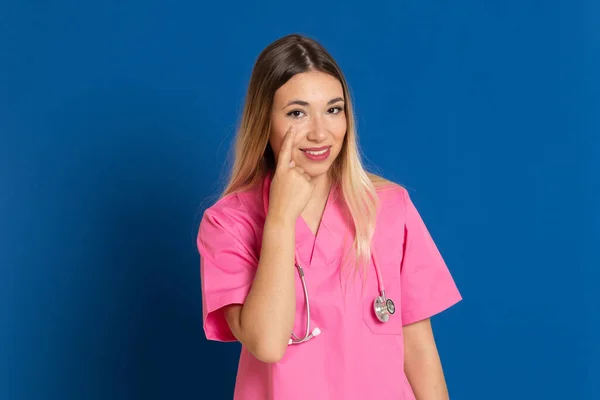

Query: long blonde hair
[221,33,393,274]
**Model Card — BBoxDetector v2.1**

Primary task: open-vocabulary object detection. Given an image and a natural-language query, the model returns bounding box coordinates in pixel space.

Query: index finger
[276,125,296,170]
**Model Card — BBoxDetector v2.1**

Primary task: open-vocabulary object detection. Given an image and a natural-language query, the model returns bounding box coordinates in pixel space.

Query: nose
[306,115,327,142]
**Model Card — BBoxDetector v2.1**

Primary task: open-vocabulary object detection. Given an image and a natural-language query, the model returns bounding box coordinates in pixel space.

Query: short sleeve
[400,189,462,326]
[196,204,258,342]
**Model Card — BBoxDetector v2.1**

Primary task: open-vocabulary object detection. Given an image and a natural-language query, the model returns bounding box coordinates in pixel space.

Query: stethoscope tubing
[262,174,391,345]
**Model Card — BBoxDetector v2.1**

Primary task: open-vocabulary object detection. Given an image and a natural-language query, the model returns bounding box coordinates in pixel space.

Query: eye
[328,106,343,114]
[287,110,305,118]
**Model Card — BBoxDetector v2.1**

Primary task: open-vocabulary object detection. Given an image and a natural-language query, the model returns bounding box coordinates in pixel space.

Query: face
[269,70,347,178]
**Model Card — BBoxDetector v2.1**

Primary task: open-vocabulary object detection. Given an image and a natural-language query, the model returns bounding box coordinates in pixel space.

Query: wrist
[265,212,296,231]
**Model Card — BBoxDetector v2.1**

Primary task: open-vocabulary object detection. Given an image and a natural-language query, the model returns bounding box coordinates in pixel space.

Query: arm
[222,125,313,364]
[223,215,297,363]
[403,318,450,400]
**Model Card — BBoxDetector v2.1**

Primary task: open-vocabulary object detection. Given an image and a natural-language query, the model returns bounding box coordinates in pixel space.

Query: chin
[303,165,333,179]
[297,150,340,178]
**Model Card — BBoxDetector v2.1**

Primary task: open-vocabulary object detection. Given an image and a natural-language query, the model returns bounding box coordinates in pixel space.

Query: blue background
[1,1,598,399]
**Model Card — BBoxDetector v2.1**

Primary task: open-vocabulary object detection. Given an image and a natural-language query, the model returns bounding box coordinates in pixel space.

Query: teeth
[305,148,328,155]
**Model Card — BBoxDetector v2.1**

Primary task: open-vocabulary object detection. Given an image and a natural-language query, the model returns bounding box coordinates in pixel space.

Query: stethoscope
[262,175,396,346]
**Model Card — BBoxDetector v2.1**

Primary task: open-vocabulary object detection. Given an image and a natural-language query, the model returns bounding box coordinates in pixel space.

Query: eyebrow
[283,97,345,109]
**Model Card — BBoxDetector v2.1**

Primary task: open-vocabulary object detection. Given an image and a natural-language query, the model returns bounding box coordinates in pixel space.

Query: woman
[197,33,462,399]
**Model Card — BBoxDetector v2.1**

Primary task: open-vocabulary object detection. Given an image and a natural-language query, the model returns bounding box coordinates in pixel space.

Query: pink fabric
[197,174,462,399]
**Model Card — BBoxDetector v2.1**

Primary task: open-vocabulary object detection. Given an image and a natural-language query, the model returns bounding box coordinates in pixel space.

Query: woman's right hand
[268,125,314,224]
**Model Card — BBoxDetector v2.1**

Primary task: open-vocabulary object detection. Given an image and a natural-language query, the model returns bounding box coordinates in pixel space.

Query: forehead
[273,71,344,105]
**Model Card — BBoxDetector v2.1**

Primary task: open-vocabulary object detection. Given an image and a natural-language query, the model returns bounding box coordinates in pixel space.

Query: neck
[309,173,332,202]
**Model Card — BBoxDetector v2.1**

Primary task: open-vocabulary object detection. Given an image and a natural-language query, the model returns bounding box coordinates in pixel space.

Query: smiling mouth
[300,146,331,155]
[302,148,329,155]
[299,146,332,161]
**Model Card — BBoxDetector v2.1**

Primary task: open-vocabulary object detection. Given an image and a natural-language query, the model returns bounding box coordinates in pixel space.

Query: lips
[301,146,330,152]
[300,146,331,161]
[300,146,331,156]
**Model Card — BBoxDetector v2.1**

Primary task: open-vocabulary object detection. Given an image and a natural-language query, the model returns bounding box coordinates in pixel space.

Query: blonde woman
[197,33,462,400]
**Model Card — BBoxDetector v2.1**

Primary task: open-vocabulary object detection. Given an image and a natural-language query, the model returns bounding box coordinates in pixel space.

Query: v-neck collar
[262,172,341,268]
[299,185,332,237]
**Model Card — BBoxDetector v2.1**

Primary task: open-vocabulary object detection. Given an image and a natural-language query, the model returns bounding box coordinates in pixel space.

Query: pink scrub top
[197,173,462,400]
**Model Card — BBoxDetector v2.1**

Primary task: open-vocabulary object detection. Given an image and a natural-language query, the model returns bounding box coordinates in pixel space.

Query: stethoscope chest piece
[373,295,396,323]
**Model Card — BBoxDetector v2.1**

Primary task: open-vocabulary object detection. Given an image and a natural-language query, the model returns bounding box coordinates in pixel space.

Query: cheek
[269,136,283,161]
[331,118,347,144]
